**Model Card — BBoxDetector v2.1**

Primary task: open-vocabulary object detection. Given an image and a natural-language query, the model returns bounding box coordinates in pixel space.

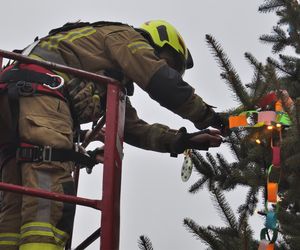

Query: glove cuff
[193,104,218,130]
[170,127,210,156]
[87,148,104,161]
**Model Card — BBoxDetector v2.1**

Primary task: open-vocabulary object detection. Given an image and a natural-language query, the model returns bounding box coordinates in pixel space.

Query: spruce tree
[184,1,300,249]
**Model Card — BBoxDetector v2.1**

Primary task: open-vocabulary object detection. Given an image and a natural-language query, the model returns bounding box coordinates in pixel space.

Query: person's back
[30,21,226,131]
[31,22,166,90]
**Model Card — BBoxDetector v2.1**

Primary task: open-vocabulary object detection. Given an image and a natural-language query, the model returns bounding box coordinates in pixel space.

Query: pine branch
[211,188,238,231]
[190,151,220,191]
[207,225,239,240]
[258,0,285,13]
[207,226,240,250]
[183,218,223,250]
[279,54,299,63]
[260,26,289,53]
[138,235,154,250]
[244,52,270,101]
[279,54,300,75]
[205,34,252,107]
[267,56,295,76]
[206,152,219,176]
[244,52,263,71]
[216,153,231,176]
[189,176,208,194]
[239,220,255,250]
[238,187,259,224]
[264,62,282,90]
[227,129,245,161]
[191,150,215,178]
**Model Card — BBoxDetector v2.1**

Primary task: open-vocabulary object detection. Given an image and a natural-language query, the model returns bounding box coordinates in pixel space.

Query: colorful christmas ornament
[266,211,277,230]
[272,147,281,167]
[267,182,278,203]
[257,111,277,126]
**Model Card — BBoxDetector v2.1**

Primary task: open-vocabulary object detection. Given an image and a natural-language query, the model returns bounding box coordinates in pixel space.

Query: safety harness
[0,63,65,99]
[16,143,97,167]
[0,21,131,170]
[0,63,98,170]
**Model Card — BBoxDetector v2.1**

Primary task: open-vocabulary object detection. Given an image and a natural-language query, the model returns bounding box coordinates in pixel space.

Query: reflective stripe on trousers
[20,222,68,247]
[0,233,20,246]
[20,242,63,250]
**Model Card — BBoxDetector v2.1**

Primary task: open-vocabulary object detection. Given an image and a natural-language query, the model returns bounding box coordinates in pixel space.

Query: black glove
[171,127,222,155]
[196,107,229,136]
[87,147,104,163]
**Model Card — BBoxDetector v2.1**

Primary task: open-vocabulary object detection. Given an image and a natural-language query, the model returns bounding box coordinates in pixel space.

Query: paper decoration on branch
[266,211,277,230]
[267,182,278,203]
[258,128,282,249]
[229,114,248,128]
[229,110,291,128]
[228,91,290,249]
[259,227,278,250]
[258,240,275,250]
[258,90,294,112]
[181,149,194,182]
[272,147,280,167]
[257,111,277,126]
[258,239,275,250]
[229,90,293,129]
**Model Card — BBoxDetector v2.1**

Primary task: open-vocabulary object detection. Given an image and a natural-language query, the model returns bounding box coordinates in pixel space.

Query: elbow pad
[146,65,194,110]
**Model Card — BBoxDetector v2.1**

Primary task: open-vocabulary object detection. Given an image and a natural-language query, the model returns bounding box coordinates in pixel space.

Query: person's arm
[104,27,226,131]
[124,98,222,155]
[124,97,179,153]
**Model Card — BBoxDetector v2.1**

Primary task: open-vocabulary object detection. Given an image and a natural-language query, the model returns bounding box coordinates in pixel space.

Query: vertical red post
[100,83,126,250]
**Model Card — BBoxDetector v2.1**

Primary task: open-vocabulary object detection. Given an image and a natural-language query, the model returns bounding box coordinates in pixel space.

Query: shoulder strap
[48,21,129,37]
[48,21,91,35]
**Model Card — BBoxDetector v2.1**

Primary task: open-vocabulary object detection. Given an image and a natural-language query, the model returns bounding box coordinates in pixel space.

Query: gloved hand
[66,78,102,124]
[195,106,230,136]
[87,146,105,164]
[212,112,230,136]
[172,127,223,154]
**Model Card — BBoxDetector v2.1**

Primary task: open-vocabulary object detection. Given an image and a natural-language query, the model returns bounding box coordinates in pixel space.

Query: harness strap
[0,82,65,100]
[17,143,97,169]
[0,63,66,100]
[0,144,16,172]
[0,69,62,87]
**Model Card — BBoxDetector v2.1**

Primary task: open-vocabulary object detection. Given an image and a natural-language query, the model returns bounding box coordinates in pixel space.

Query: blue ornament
[266,211,277,230]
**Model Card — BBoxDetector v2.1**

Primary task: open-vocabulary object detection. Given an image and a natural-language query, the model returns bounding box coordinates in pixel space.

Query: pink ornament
[272,146,281,167]
[257,111,277,126]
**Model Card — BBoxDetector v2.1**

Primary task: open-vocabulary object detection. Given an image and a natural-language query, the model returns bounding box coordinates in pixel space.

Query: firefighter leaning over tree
[0,20,228,250]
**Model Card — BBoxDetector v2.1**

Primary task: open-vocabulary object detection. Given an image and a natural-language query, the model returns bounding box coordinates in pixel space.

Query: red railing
[0,49,126,250]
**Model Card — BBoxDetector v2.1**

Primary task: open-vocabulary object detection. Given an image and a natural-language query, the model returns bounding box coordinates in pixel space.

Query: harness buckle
[31,146,41,162]
[42,146,52,162]
[43,74,64,90]
[16,145,39,162]
[16,81,35,96]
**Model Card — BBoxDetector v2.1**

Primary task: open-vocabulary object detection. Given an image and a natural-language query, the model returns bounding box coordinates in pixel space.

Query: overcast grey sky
[1,1,278,249]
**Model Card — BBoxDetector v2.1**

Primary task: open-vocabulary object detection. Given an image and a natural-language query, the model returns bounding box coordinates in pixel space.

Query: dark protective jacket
[29,22,211,153]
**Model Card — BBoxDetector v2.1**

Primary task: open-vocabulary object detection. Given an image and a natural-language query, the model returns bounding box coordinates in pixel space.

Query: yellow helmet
[138,20,194,72]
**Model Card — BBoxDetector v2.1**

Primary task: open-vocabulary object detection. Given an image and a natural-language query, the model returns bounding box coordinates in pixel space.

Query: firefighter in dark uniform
[0,20,227,249]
